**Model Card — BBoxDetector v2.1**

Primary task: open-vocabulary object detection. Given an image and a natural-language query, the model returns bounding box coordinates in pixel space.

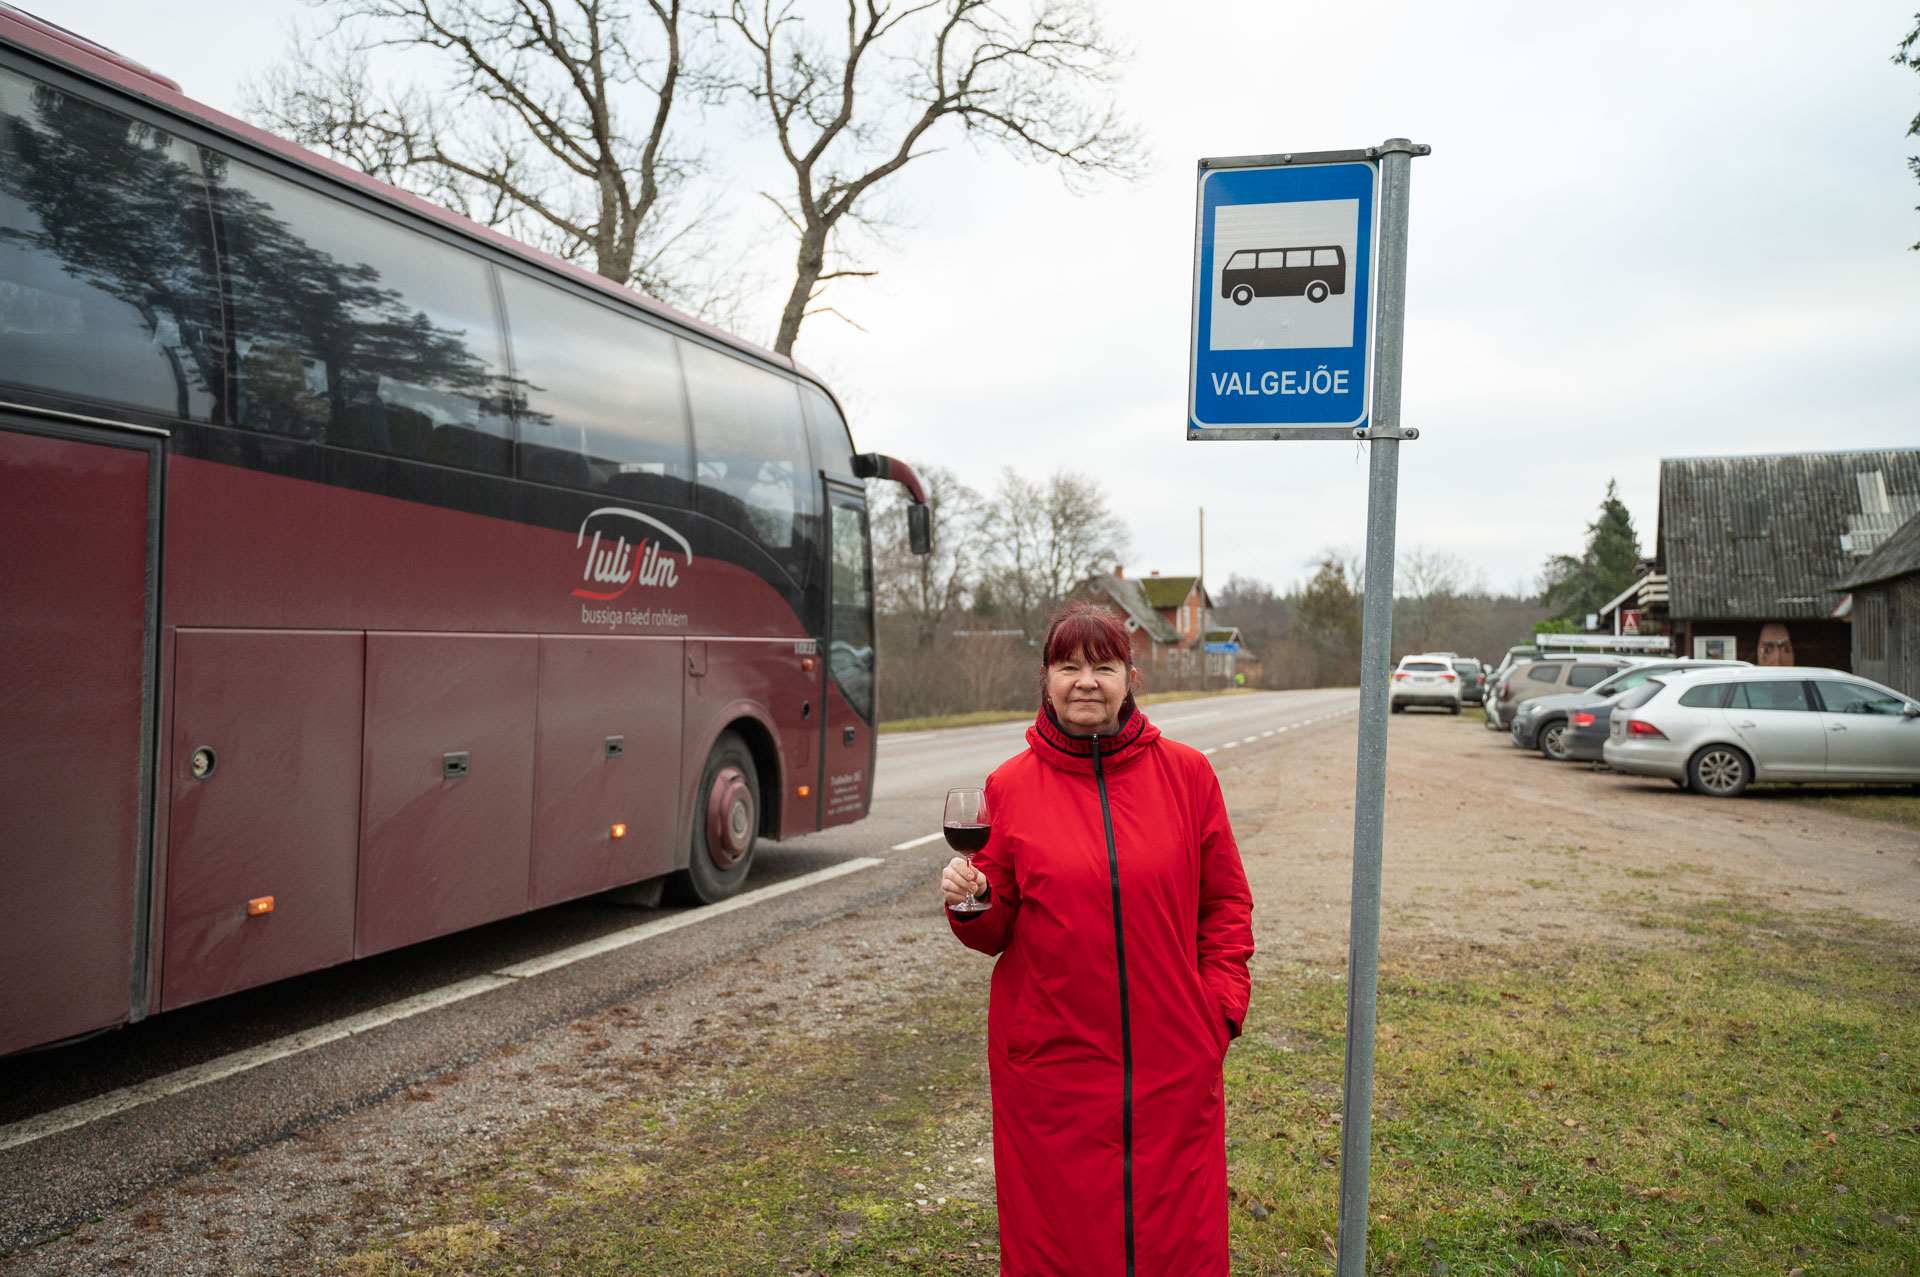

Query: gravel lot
[4,705,1914,1275]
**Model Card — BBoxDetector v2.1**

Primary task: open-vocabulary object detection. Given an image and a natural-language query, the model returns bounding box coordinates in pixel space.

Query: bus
[0,6,929,1057]
[1220,245,1346,306]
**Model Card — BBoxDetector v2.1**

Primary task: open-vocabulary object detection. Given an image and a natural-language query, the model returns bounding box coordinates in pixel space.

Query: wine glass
[944,787,991,913]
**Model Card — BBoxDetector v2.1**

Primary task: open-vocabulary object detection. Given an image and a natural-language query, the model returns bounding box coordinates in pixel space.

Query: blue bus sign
[1188,153,1379,440]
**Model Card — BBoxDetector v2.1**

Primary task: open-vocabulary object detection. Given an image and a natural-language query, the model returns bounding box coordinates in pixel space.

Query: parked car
[1605,667,1920,796]
[1452,658,1487,705]
[1390,654,1463,713]
[1510,659,1750,760]
[1487,656,1644,733]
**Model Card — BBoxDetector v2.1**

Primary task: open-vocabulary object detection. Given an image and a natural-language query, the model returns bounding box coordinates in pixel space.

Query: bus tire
[1231,284,1254,306]
[669,732,760,904]
[1306,280,1330,303]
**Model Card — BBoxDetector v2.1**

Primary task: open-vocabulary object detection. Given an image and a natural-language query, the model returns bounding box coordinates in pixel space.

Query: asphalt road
[0,687,1357,1253]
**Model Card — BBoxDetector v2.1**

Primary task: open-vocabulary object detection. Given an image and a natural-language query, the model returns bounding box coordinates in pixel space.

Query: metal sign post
[1189,137,1427,1277]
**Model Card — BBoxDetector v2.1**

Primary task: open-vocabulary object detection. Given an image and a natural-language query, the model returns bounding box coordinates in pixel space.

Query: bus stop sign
[1187,153,1381,440]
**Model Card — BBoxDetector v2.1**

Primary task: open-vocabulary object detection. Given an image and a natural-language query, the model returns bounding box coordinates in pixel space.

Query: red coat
[949,705,1255,1276]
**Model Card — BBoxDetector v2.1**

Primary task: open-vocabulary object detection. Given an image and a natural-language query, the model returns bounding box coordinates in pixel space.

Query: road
[0,687,1358,1256]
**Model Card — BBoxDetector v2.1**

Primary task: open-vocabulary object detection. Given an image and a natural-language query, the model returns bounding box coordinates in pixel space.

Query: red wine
[943,823,990,853]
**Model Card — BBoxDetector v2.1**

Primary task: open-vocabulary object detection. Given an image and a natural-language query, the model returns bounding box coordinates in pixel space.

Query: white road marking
[1159,710,1221,722]
[1222,741,1239,749]
[1202,747,1218,755]
[1241,736,1259,744]
[1262,730,1275,737]
[890,832,946,850]
[0,857,886,1152]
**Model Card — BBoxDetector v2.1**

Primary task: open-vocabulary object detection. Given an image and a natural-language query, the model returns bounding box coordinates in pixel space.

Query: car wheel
[1306,280,1330,303]
[1540,720,1571,760]
[1687,744,1751,798]
[667,731,760,904]
[1390,702,1404,713]
[1231,284,1254,306]
[1449,703,1461,715]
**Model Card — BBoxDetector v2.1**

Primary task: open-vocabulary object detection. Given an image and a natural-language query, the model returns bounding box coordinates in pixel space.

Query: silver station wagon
[1605,667,1920,796]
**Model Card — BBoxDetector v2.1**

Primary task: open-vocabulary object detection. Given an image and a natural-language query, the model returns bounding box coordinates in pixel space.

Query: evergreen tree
[1539,480,1641,626]
[1296,554,1363,684]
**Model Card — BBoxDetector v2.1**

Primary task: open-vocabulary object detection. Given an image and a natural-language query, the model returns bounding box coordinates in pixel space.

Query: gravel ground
[6,708,1915,1275]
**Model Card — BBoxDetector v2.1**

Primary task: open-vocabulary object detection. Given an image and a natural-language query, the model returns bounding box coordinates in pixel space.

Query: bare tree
[246,0,736,317]
[1396,544,1483,654]
[985,467,1129,641]
[718,0,1142,354]
[869,461,984,647]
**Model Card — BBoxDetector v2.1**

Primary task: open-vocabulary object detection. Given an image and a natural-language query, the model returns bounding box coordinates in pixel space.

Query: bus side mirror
[907,503,932,556]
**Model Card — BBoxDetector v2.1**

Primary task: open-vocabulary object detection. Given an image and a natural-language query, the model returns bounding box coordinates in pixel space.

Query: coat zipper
[1092,738,1135,1277]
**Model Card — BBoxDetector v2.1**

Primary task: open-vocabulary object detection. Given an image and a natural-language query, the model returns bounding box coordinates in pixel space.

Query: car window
[1677,683,1731,708]
[1814,680,1908,716]
[1452,662,1479,675]
[1567,664,1614,689]
[1525,665,1562,684]
[1600,669,1656,695]
[1616,681,1665,711]
[1403,661,1447,672]
[1730,681,1810,712]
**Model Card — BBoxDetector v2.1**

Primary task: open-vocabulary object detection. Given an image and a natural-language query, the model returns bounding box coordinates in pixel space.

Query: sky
[26,0,1920,597]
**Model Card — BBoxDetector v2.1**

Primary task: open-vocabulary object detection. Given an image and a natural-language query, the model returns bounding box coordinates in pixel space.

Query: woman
[942,601,1254,1276]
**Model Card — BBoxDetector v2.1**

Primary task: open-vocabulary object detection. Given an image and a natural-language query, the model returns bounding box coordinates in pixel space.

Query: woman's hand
[941,855,988,908]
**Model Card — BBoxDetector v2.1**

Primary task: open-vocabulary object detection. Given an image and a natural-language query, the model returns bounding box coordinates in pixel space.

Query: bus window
[209,157,512,473]
[799,384,859,482]
[682,340,817,577]
[1285,249,1312,267]
[1313,248,1341,266]
[0,66,222,421]
[829,496,875,720]
[498,271,692,503]
[1256,250,1286,269]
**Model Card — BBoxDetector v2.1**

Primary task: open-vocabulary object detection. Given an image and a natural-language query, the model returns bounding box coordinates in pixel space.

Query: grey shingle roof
[1657,448,1920,620]
[1078,575,1183,644]
[1837,508,1920,590]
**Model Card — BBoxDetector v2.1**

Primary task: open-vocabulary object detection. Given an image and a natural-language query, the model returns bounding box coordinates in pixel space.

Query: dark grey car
[1452,659,1486,706]
[1510,659,1751,760]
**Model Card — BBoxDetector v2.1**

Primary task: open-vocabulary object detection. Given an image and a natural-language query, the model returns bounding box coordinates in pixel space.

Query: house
[1835,508,1920,698]
[1652,448,1920,668]
[1073,568,1216,679]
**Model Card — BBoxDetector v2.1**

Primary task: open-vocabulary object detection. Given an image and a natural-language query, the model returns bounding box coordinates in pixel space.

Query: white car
[1390,653,1463,714]
[1604,667,1920,796]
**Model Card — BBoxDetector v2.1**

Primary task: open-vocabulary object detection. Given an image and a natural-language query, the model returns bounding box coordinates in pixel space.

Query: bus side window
[1256,250,1287,269]
[0,66,222,422]
[209,158,512,473]
[1285,249,1312,267]
[498,272,692,503]
[683,340,817,581]
[1313,248,1341,266]
[799,385,859,482]
[828,498,875,720]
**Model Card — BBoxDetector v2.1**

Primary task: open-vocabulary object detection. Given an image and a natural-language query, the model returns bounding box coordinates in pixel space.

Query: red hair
[1041,601,1135,669]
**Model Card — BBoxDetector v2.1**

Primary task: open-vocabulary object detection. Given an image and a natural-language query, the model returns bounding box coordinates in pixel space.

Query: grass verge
[1746,787,1920,832]
[337,901,1919,1276]
[878,686,1262,734]
[1227,900,1920,1273]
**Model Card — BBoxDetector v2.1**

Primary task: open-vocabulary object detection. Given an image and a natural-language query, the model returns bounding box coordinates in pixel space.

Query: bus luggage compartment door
[0,419,160,1055]
[162,629,364,1010]
[357,633,538,957]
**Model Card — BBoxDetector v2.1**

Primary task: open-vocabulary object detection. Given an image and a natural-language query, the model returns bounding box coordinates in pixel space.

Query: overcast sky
[29,0,1920,596]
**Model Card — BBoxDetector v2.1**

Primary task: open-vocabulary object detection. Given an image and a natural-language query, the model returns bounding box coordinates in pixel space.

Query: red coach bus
[0,7,929,1056]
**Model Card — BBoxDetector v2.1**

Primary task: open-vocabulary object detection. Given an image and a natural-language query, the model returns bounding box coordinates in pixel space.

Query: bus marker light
[247,896,274,916]
[798,786,811,797]
[802,657,815,671]
[611,823,627,839]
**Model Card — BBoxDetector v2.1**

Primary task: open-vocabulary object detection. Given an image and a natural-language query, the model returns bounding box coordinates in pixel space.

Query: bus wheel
[670,732,759,904]
[1306,280,1329,303]
[1231,284,1254,306]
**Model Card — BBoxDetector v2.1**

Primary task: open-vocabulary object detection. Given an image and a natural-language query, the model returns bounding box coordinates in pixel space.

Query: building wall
[1673,619,1852,671]
[1851,575,1920,698]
